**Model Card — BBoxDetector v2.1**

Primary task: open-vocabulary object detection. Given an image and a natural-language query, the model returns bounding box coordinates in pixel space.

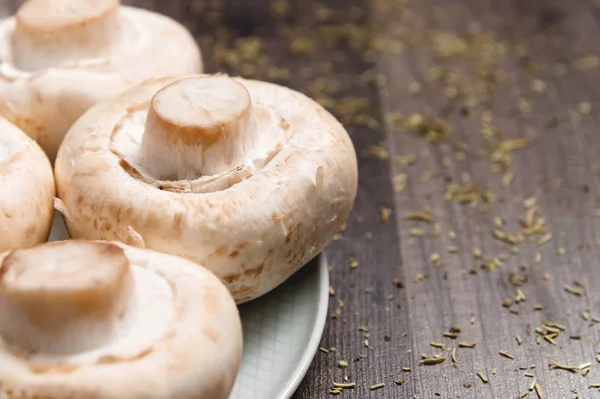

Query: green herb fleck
[564,285,582,296]
[451,347,458,368]
[370,383,384,391]
[582,311,590,320]
[549,360,579,372]
[534,382,543,399]
[332,382,356,389]
[443,331,459,339]
[404,212,435,223]
[420,355,446,365]
[544,335,556,345]
[477,372,488,383]
[537,233,552,246]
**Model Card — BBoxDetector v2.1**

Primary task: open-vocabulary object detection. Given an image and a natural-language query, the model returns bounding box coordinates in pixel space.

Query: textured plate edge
[277,253,329,399]
[50,212,330,399]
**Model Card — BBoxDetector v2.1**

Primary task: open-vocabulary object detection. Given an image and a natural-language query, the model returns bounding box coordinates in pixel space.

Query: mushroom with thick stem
[0,0,202,162]
[0,240,243,399]
[55,74,358,303]
[0,115,54,253]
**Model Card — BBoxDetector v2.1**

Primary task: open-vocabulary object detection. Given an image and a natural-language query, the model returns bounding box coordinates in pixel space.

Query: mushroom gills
[110,76,289,193]
[54,74,358,303]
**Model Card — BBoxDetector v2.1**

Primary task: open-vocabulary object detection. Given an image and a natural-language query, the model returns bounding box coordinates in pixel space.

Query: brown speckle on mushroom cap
[0,0,202,161]
[0,240,243,399]
[55,74,358,303]
[0,116,54,253]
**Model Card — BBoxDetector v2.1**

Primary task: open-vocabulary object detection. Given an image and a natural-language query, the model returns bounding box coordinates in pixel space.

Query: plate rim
[276,254,329,399]
[50,213,330,399]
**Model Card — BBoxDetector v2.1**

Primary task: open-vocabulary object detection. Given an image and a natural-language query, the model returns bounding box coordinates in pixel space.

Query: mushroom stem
[139,76,262,180]
[0,241,134,354]
[11,0,121,71]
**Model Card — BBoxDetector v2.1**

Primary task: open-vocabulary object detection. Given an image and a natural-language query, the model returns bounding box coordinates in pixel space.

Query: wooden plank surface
[374,1,600,398]
[3,0,600,398]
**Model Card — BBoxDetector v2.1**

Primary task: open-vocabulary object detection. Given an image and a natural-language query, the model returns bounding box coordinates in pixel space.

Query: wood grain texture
[375,0,600,398]
[2,0,600,398]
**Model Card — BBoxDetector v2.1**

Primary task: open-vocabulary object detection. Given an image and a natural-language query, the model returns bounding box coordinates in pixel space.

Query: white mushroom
[0,240,243,399]
[0,115,54,253]
[0,0,202,161]
[55,74,358,303]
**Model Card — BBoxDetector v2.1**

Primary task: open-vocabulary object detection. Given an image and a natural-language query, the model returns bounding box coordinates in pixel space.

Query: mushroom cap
[0,1,202,161]
[55,74,358,303]
[0,240,243,399]
[0,115,54,253]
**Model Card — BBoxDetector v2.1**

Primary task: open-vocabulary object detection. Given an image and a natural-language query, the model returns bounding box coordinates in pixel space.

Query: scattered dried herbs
[396,154,417,166]
[503,297,514,308]
[477,372,489,383]
[549,360,582,373]
[332,382,356,389]
[564,285,582,296]
[404,211,435,223]
[393,174,408,193]
[392,277,404,288]
[534,382,544,399]
[516,335,523,345]
[370,383,385,391]
[451,347,458,367]
[379,206,392,222]
[420,355,446,365]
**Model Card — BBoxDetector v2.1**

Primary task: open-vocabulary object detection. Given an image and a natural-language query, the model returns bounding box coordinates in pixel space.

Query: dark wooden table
[4,0,600,398]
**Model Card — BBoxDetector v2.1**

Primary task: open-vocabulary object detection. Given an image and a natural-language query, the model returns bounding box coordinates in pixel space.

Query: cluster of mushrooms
[0,0,358,398]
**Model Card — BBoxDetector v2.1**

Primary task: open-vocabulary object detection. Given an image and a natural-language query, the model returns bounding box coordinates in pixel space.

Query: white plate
[48,212,329,399]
